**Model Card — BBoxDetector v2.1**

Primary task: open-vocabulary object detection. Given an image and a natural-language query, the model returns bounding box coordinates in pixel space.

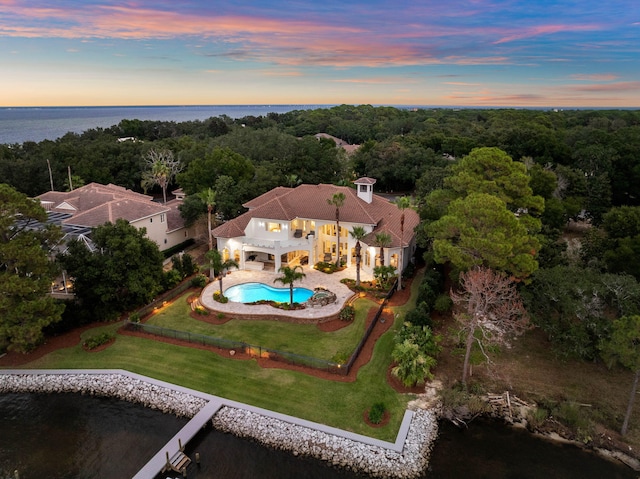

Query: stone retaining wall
[0,372,437,478]
[213,406,438,479]
[0,372,207,417]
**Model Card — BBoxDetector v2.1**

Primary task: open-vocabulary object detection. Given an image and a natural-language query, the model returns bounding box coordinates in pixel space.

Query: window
[160,213,165,223]
[359,185,367,192]
[266,222,281,232]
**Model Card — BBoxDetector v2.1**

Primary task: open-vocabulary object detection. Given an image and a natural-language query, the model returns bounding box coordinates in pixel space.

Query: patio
[199,266,374,321]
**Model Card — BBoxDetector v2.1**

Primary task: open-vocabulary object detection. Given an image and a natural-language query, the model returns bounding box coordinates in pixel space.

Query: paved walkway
[200,266,375,321]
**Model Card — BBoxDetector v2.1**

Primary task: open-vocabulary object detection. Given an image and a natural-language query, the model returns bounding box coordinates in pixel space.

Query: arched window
[222,248,230,261]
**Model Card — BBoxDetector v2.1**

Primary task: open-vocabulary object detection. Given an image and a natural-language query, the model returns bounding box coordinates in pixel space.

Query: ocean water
[0,105,330,145]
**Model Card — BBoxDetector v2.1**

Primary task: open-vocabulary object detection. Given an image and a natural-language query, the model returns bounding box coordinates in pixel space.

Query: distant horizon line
[2,103,640,111]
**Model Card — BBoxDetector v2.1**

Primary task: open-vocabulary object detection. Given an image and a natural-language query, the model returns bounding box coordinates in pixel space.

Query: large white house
[212,178,420,276]
[36,182,194,252]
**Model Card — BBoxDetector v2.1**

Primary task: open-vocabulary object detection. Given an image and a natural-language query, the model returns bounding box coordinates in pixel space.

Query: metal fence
[133,278,196,320]
[343,278,398,374]
[126,277,398,376]
[124,321,344,374]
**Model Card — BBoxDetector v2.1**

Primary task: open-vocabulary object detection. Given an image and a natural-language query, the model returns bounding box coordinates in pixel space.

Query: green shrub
[339,305,355,321]
[526,407,550,431]
[314,261,343,274]
[163,269,182,290]
[213,291,229,303]
[83,332,115,350]
[128,312,141,323]
[191,274,207,288]
[404,301,432,327]
[368,402,386,424]
[162,238,195,259]
[434,294,453,313]
[332,350,350,364]
[554,401,590,430]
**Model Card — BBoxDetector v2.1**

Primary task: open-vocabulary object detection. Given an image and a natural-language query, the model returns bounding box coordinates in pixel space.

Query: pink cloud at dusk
[1,1,638,106]
[493,23,603,44]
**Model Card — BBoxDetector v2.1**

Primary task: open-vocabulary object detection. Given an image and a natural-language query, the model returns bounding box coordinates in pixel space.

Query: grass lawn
[7,270,428,441]
[145,294,377,362]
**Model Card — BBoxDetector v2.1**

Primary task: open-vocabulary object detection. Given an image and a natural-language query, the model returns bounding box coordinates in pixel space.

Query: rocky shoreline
[212,406,438,479]
[0,372,208,417]
[0,372,438,479]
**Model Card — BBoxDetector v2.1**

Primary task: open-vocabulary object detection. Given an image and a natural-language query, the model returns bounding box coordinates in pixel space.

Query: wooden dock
[133,398,223,479]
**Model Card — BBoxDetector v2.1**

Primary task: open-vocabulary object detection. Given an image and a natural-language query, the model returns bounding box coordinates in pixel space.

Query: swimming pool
[225,282,314,304]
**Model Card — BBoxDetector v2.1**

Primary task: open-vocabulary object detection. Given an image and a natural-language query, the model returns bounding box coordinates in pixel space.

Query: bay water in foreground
[0,393,637,479]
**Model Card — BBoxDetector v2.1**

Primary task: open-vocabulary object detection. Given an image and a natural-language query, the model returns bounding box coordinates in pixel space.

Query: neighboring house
[36,182,193,252]
[314,133,360,154]
[212,178,420,276]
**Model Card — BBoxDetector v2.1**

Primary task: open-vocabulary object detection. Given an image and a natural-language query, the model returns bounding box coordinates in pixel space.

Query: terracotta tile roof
[243,186,291,209]
[212,213,251,238]
[164,198,187,232]
[36,182,169,228]
[66,199,169,228]
[213,182,420,247]
[354,177,377,185]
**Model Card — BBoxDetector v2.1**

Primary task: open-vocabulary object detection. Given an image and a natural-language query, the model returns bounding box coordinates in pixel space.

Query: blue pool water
[225,282,313,303]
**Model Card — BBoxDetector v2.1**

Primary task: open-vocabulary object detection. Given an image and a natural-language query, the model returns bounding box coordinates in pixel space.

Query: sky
[1,0,639,108]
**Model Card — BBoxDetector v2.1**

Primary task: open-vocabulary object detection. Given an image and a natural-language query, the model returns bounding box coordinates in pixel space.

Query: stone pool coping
[200,268,364,321]
[0,369,437,479]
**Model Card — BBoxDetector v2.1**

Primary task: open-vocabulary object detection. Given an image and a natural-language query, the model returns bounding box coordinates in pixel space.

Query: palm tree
[327,192,346,267]
[374,232,392,266]
[140,148,182,204]
[274,265,306,305]
[198,188,216,251]
[395,196,412,289]
[205,249,238,290]
[349,226,367,287]
[285,174,301,188]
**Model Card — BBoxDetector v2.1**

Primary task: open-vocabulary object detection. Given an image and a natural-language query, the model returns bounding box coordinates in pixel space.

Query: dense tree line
[2,106,639,211]
[2,105,640,377]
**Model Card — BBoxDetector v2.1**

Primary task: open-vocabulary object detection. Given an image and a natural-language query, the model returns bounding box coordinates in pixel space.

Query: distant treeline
[2,105,639,213]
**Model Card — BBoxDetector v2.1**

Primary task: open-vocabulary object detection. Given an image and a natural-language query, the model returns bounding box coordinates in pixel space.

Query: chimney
[353,177,376,204]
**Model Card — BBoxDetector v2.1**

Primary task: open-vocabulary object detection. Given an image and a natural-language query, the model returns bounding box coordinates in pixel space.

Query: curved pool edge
[225,281,314,304]
[200,269,357,322]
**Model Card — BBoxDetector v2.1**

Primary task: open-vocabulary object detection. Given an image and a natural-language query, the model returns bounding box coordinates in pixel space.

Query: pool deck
[200,266,375,321]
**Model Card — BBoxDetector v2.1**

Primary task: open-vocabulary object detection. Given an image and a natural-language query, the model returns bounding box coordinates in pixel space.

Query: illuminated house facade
[212,178,420,276]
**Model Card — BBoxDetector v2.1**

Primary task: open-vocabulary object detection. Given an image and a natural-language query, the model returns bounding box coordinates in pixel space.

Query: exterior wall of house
[132,213,167,247]
[131,213,193,252]
[216,217,416,278]
[164,225,196,251]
